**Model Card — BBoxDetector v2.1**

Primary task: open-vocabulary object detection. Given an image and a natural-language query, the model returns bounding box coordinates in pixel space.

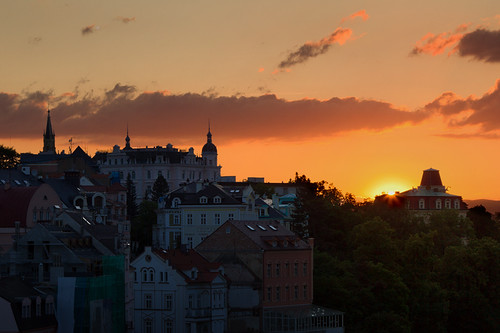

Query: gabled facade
[131,246,227,333]
[153,182,257,249]
[94,129,221,202]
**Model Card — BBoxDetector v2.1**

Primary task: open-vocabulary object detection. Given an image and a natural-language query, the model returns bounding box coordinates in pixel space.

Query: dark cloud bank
[2,80,500,146]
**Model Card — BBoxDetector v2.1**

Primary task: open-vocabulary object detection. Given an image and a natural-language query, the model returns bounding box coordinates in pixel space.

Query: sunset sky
[1,1,500,200]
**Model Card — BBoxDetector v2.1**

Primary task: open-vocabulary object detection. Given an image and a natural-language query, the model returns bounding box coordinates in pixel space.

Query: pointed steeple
[125,124,131,149]
[43,110,56,153]
[202,121,217,153]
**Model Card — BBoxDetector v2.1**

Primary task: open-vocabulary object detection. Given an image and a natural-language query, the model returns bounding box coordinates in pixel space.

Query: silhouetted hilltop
[465,199,500,214]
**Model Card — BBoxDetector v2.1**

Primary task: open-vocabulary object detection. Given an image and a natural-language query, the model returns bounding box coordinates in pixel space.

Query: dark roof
[0,186,38,227]
[153,248,222,283]
[0,276,43,302]
[42,179,79,209]
[420,168,443,187]
[164,182,242,206]
[0,169,41,187]
[93,147,193,165]
[228,220,310,251]
[255,198,288,219]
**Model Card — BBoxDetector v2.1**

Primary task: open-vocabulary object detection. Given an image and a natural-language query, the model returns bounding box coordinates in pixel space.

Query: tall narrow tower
[43,110,56,153]
[202,123,218,167]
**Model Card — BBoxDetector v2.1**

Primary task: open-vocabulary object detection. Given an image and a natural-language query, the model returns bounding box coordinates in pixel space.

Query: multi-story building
[153,182,257,249]
[197,220,344,333]
[93,128,221,202]
[375,168,468,217]
[131,246,227,333]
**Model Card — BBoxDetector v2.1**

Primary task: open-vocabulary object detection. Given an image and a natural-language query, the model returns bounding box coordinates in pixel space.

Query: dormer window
[213,196,221,204]
[200,196,208,204]
[172,198,181,208]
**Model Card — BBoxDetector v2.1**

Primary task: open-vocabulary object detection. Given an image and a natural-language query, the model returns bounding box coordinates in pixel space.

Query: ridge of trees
[291,173,500,333]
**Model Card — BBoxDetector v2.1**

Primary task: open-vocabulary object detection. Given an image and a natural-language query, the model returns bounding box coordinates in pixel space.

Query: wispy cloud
[116,16,136,24]
[410,24,468,56]
[278,27,353,69]
[81,24,98,35]
[340,10,369,24]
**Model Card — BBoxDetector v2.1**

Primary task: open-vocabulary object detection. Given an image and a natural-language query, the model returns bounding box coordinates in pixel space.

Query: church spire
[43,110,56,153]
[124,124,131,149]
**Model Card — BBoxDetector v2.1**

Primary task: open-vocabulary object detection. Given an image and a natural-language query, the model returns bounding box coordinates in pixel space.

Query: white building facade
[153,182,258,250]
[94,129,221,202]
[131,247,227,333]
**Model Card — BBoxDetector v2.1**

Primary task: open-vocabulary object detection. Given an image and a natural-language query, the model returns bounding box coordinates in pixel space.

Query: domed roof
[202,128,217,153]
[202,142,217,153]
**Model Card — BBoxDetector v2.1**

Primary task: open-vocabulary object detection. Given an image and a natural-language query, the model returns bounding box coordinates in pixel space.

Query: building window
[144,318,153,333]
[36,297,41,317]
[419,199,425,209]
[215,213,221,224]
[276,263,280,277]
[45,296,54,315]
[303,262,307,276]
[454,199,460,209]
[149,268,154,282]
[147,170,151,179]
[22,298,31,318]
[445,199,451,209]
[294,286,299,299]
[163,319,173,333]
[173,215,180,225]
[267,263,272,278]
[164,294,172,311]
[303,285,308,299]
[285,285,289,300]
[145,294,153,309]
[187,237,193,248]
[213,196,221,204]
[436,199,442,209]
[132,171,136,179]
[276,286,280,301]
[294,263,298,276]
[201,214,207,224]
[160,271,168,282]
[172,198,180,208]
[200,196,208,204]
[187,214,193,224]
[267,287,272,301]
[158,170,162,177]
[228,213,234,220]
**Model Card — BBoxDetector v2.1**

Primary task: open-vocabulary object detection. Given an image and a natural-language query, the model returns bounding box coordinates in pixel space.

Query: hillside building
[94,128,221,202]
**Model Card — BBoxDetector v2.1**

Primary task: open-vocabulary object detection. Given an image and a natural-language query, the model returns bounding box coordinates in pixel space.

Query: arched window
[149,268,154,282]
[213,196,221,204]
[419,199,425,209]
[45,295,54,315]
[200,196,208,204]
[36,297,41,317]
[454,199,460,209]
[435,199,442,209]
[445,199,451,209]
[22,298,31,318]
[172,198,181,208]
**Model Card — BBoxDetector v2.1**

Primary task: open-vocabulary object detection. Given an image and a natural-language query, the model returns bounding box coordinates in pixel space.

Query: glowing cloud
[278,27,353,68]
[410,24,467,56]
[340,10,369,24]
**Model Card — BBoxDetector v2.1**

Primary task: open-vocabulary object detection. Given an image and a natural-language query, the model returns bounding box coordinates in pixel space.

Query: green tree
[126,173,138,219]
[131,200,157,255]
[151,174,169,202]
[0,145,20,169]
[468,205,500,240]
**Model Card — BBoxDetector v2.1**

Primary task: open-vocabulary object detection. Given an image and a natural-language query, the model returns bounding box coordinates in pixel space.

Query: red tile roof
[0,186,38,228]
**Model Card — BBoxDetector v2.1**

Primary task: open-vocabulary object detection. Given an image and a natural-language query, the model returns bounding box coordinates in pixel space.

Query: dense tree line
[290,173,500,333]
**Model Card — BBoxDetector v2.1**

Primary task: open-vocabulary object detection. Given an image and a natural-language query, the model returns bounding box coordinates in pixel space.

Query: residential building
[153,182,257,250]
[0,276,57,333]
[131,246,228,333]
[197,220,344,332]
[0,183,62,254]
[375,168,468,217]
[93,128,221,202]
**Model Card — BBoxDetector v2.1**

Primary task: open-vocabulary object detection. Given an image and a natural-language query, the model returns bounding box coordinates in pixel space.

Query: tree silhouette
[126,173,137,219]
[151,174,169,202]
[0,145,20,169]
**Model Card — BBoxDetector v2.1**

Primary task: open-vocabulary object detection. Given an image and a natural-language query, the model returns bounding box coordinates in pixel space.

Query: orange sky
[1,1,500,200]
